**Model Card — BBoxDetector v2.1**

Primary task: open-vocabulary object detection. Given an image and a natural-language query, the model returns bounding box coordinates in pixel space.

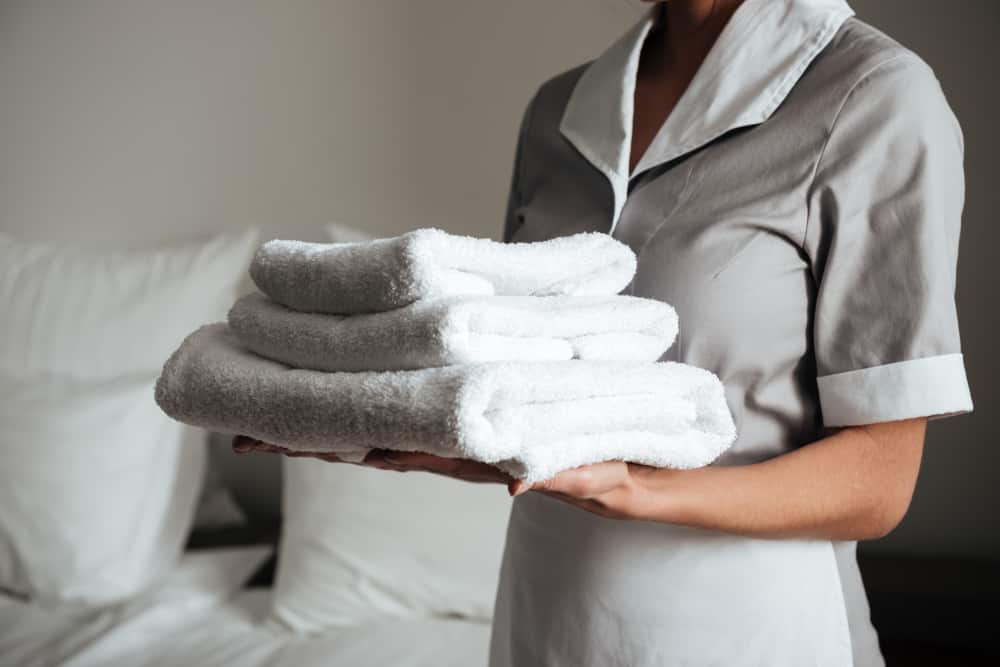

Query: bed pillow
[273,458,511,632]
[0,374,206,607]
[0,230,258,382]
[0,229,258,607]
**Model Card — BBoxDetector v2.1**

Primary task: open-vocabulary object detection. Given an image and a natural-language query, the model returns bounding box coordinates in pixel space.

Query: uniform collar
[559,0,855,232]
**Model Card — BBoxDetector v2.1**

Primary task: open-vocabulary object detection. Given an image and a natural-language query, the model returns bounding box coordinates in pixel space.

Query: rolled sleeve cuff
[817,353,973,427]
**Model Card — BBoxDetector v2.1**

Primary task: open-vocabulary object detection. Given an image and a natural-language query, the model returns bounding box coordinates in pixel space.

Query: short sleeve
[804,55,973,427]
[502,91,538,243]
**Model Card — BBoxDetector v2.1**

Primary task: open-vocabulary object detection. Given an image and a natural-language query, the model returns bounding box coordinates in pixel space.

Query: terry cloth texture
[155,324,736,483]
[248,229,637,314]
[227,292,678,372]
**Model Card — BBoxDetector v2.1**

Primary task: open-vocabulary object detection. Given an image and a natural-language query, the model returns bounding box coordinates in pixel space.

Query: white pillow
[0,230,259,382]
[273,458,511,632]
[0,229,258,606]
[0,374,205,607]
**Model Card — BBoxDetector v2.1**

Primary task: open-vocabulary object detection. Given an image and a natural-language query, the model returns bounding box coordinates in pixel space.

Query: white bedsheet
[0,546,273,667]
[131,590,492,667]
[0,548,492,667]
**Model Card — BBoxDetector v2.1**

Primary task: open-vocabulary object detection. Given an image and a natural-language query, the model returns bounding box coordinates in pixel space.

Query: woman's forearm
[631,418,927,540]
[266,411,929,543]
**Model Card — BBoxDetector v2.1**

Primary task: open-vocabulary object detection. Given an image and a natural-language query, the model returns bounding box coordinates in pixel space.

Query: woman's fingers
[362,449,402,470]
[232,435,262,453]
[382,451,462,472]
[530,461,630,497]
[232,436,643,519]
[375,450,512,483]
[445,461,514,483]
[509,461,633,499]
[232,436,292,455]
[232,436,344,462]
[508,479,530,496]
[232,437,509,484]
[508,462,641,519]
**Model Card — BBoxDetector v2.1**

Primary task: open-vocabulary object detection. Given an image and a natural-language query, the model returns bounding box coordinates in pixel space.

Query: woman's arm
[515,417,927,541]
[234,416,926,541]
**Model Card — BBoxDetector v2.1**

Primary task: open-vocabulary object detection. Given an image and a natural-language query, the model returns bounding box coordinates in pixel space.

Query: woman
[237,0,973,664]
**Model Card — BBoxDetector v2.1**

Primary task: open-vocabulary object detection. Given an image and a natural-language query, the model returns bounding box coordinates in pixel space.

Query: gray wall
[1,0,995,559]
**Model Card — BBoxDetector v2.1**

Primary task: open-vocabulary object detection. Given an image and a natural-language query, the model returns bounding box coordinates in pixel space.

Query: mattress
[0,547,491,667]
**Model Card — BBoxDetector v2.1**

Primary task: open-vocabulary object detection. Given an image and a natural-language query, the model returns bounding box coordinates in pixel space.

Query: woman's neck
[640,0,744,80]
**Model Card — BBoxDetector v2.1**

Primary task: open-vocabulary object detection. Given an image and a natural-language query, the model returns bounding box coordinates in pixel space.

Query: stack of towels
[155,229,736,483]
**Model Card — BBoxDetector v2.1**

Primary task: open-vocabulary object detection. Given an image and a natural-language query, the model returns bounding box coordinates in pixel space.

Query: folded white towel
[227,292,678,372]
[249,229,637,315]
[155,324,736,483]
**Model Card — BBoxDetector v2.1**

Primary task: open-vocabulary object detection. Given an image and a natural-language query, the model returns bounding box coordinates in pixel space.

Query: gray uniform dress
[488,1,973,665]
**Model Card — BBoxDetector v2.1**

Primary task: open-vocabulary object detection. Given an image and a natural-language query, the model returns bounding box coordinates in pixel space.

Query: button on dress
[488,1,973,665]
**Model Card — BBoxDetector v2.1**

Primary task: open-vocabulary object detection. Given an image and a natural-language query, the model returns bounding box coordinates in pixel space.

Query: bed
[0,547,492,667]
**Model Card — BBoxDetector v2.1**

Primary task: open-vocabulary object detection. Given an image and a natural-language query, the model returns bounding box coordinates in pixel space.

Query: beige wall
[0,0,639,245]
[1,0,995,559]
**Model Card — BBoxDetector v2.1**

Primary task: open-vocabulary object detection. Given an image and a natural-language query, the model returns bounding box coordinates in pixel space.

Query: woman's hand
[232,435,514,485]
[233,435,656,514]
[518,418,928,540]
[509,461,663,520]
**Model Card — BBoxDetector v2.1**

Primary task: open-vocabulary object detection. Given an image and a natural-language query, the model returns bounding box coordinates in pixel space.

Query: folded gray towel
[227,292,678,372]
[154,324,736,483]
[249,229,637,315]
